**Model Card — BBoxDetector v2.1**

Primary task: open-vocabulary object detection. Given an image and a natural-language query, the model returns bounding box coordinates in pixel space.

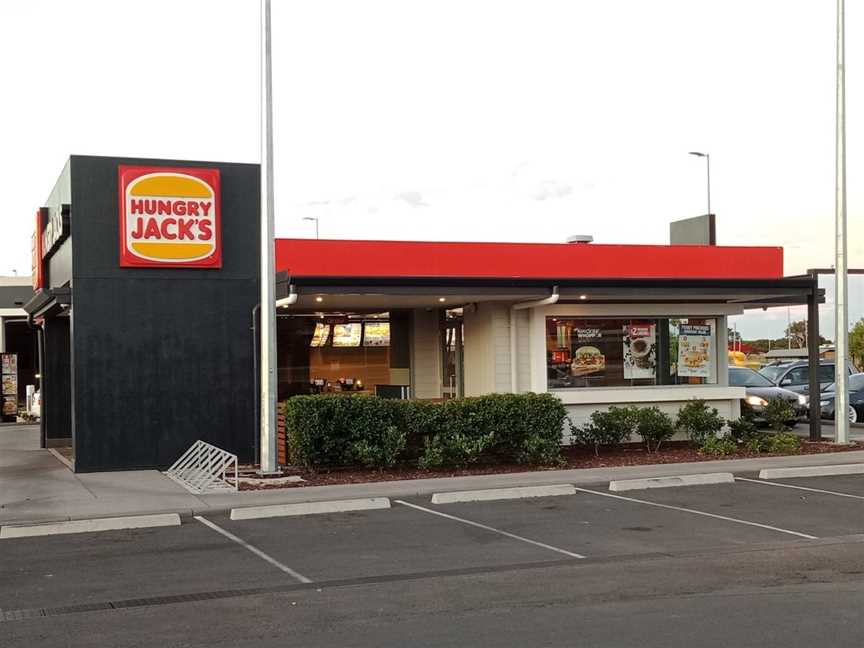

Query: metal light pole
[302,216,319,239]
[688,151,711,216]
[834,0,849,444]
[259,0,278,472]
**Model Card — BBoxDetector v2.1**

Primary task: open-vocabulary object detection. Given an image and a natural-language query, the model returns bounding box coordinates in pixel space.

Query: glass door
[441,310,464,400]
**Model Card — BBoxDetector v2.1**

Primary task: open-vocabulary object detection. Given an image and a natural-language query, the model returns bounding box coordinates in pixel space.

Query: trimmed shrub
[699,435,738,457]
[352,425,407,470]
[572,406,639,456]
[764,398,796,432]
[284,394,411,469]
[418,431,496,469]
[477,393,566,465]
[283,392,566,470]
[676,399,725,446]
[764,431,801,454]
[728,415,769,453]
[727,415,759,443]
[635,407,676,453]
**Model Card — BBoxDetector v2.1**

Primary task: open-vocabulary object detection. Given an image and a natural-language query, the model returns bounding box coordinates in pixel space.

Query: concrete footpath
[3,423,864,526]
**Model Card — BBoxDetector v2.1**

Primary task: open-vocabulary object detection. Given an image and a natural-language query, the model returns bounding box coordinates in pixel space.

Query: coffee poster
[678,324,712,377]
[623,324,656,379]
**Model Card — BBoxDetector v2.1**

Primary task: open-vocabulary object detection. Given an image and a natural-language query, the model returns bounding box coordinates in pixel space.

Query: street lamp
[258,0,278,474]
[302,216,320,239]
[688,151,711,216]
[833,0,849,444]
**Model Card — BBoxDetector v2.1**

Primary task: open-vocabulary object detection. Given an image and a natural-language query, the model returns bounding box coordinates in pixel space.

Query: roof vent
[566,235,593,244]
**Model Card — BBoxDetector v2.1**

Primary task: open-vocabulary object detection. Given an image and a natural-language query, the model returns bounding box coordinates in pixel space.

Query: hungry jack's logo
[118,166,221,268]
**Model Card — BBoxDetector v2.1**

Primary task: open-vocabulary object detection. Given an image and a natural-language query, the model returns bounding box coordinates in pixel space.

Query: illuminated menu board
[363,322,390,347]
[332,323,362,347]
[309,323,331,348]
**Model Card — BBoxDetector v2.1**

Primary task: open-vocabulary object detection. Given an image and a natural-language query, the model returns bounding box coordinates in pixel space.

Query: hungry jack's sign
[118,166,221,268]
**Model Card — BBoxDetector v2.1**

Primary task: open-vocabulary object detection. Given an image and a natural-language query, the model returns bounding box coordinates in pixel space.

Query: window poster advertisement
[623,324,656,379]
[3,396,16,416]
[678,324,712,377]
[1,353,17,419]
[570,327,606,378]
[1,353,16,375]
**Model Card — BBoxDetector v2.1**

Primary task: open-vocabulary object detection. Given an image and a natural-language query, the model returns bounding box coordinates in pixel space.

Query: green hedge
[283,393,567,470]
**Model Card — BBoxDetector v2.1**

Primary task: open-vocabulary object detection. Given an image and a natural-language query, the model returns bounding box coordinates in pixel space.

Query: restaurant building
[26,156,821,472]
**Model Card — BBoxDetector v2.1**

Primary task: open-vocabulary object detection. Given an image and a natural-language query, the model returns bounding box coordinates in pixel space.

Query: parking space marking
[572,487,818,540]
[194,516,312,584]
[736,477,864,501]
[394,500,586,559]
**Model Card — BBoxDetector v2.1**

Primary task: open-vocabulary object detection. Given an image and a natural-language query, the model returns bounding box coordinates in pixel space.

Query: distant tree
[849,320,864,369]
[784,320,807,349]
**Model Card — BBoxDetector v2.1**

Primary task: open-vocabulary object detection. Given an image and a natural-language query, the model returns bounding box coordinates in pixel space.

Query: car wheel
[850,406,859,424]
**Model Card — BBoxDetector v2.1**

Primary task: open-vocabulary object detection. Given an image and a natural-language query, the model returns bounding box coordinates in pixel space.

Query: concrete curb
[230,497,391,520]
[0,513,181,539]
[758,463,864,480]
[609,473,735,492]
[6,449,864,528]
[430,484,576,504]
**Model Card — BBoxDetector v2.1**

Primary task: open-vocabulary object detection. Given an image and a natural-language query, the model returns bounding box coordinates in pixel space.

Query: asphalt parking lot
[3,471,864,646]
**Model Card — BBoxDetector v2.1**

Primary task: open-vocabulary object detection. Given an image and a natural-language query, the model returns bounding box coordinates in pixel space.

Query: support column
[43,317,72,447]
[807,280,822,441]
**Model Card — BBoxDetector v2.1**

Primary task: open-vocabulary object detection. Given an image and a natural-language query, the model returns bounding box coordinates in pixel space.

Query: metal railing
[165,440,238,494]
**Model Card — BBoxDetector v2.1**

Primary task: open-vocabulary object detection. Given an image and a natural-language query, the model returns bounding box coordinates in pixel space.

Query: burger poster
[570,327,606,378]
[1,353,17,419]
[623,324,656,379]
[678,324,712,377]
[118,166,221,268]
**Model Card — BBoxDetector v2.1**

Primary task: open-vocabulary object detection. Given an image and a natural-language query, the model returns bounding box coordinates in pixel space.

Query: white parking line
[737,477,864,501]
[194,515,312,584]
[394,500,585,559]
[572,487,818,540]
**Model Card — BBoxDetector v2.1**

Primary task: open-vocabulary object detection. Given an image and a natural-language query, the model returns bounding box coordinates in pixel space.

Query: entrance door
[441,310,464,400]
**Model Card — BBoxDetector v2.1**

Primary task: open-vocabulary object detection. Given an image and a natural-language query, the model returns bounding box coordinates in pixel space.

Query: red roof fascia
[275,239,784,281]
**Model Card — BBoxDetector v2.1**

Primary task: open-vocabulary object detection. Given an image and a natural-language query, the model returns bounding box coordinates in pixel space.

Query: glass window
[547,317,717,389]
[783,367,809,386]
[729,367,774,387]
[824,373,864,393]
[759,366,785,382]
[818,365,835,383]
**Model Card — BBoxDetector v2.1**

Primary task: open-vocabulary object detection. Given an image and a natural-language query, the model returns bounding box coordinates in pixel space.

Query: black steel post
[807,275,822,441]
[251,303,260,467]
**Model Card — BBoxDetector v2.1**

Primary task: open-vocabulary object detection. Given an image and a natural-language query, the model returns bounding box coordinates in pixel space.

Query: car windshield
[757,365,786,383]
[823,373,864,393]
[729,367,775,387]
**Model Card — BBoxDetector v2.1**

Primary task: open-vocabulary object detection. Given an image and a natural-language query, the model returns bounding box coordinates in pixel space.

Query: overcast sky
[1,1,860,338]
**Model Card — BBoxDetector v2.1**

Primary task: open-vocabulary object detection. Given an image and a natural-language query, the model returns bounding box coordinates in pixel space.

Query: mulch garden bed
[237,439,863,490]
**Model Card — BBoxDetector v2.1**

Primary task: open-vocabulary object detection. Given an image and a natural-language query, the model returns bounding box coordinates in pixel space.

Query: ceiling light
[579,295,587,300]
[438,297,446,302]
[315,296,324,303]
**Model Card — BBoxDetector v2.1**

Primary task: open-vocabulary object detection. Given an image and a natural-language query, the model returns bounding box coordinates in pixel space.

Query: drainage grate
[0,558,586,623]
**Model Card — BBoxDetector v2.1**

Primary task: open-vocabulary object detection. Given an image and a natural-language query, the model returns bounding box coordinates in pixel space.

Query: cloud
[531,180,573,201]
[395,190,428,207]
